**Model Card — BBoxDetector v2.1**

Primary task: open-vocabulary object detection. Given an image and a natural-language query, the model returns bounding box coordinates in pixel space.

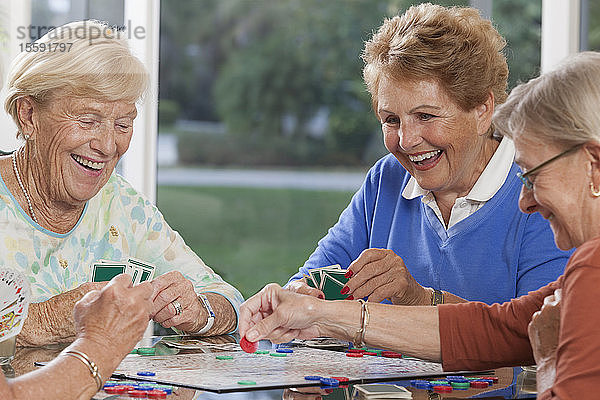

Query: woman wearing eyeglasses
[241,51,600,398]
[287,3,571,306]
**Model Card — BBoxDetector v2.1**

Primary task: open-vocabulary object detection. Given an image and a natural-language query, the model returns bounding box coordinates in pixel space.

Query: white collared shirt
[402,137,515,230]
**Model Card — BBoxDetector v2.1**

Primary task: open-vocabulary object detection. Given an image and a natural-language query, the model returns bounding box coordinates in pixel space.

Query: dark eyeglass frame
[516,143,583,190]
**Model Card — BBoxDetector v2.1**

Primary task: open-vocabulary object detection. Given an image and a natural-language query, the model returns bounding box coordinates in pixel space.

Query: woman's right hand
[73,274,153,355]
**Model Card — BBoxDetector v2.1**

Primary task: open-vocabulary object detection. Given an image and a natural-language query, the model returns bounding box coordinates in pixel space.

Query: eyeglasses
[517,143,583,190]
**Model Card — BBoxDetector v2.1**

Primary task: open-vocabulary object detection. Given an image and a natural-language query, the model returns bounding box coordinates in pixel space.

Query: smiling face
[376,76,496,198]
[31,94,137,206]
[514,134,595,250]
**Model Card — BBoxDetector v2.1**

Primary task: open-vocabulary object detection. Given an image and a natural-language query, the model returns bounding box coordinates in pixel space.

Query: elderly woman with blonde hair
[289,3,570,306]
[1,20,243,346]
[242,51,600,398]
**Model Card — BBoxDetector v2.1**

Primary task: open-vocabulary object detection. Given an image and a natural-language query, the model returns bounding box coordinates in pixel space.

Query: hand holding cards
[0,267,31,363]
[305,264,350,300]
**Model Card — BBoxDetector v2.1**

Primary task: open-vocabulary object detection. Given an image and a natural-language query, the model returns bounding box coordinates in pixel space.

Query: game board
[112,347,467,393]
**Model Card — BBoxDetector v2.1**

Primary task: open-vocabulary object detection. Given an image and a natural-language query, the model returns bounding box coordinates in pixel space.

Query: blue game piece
[136,371,156,376]
[414,382,432,390]
[304,376,323,381]
[446,375,465,380]
[410,380,430,386]
[319,377,340,387]
[134,385,154,391]
[447,378,469,383]
[276,348,294,353]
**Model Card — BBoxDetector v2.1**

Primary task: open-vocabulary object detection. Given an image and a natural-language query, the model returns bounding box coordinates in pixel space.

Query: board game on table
[112,347,467,393]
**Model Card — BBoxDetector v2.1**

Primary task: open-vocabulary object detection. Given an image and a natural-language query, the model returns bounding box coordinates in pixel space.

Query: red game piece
[434,385,453,393]
[347,348,364,353]
[104,385,129,394]
[381,351,402,358]
[471,381,489,388]
[127,389,148,398]
[346,352,363,357]
[147,389,168,399]
[364,351,378,356]
[331,376,349,382]
[240,336,259,353]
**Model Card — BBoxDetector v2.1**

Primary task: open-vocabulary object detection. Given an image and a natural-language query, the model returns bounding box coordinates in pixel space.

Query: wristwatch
[196,294,215,334]
[431,288,444,306]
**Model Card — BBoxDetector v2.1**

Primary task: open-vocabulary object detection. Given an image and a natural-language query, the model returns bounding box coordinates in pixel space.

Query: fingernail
[325,389,334,393]
[340,286,349,295]
[345,295,354,300]
[246,330,258,341]
[344,270,353,278]
[318,294,325,299]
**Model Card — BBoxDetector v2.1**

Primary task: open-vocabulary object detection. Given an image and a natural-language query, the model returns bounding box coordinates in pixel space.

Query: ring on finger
[172,300,183,316]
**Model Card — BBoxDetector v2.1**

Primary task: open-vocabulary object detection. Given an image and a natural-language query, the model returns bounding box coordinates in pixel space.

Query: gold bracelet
[64,350,103,391]
[352,299,370,348]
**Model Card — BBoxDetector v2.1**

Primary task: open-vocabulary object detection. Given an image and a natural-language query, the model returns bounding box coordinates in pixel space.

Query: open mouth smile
[407,150,443,170]
[71,154,105,171]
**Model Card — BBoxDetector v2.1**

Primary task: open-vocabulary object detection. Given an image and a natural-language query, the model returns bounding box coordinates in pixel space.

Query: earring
[23,134,30,140]
[590,182,600,197]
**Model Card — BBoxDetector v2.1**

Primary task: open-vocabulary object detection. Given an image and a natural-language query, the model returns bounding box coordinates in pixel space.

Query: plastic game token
[446,375,465,380]
[476,378,494,384]
[471,381,490,388]
[104,386,129,394]
[451,382,470,389]
[304,376,323,381]
[127,389,149,398]
[147,389,168,398]
[137,347,156,356]
[331,376,349,382]
[433,385,453,393]
[381,351,402,358]
[269,352,287,357]
[255,350,270,354]
[414,382,432,390]
[478,376,498,383]
[240,336,259,353]
[237,380,257,385]
[319,377,340,387]
[345,352,363,357]
[153,386,173,395]
[137,371,156,377]
[216,355,234,360]
[130,348,138,354]
[276,348,294,353]
[103,381,118,387]
[363,351,378,356]
[347,348,364,353]
[430,380,450,385]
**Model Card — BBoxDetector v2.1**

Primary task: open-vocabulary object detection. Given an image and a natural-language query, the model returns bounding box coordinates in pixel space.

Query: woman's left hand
[151,271,205,332]
[528,289,562,364]
[345,248,430,304]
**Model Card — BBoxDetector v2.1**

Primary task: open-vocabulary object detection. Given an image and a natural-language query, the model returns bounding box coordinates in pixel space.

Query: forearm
[3,337,122,400]
[316,301,441,361]
[198,293,237,336]
[17,297,78,346]
[392,288,467,306]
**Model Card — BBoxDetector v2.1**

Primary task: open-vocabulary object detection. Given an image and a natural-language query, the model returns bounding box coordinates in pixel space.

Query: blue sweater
[290,154,572,304]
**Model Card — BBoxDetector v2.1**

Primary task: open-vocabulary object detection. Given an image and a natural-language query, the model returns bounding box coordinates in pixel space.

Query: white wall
[541,0,581,72]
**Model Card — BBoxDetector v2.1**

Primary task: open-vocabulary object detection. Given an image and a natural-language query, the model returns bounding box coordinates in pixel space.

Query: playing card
[321,274,348,300]
[353,383,412,399]
[127,258,156,285]
[90,263,128,282]
[0,267,30,341]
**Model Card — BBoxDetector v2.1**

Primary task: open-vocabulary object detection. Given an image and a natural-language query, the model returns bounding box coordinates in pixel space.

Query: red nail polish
[340,286,349,295]
[344,270,353,278]
[346,295,354,300]
[325,389,334,394]
[318,294,325,299]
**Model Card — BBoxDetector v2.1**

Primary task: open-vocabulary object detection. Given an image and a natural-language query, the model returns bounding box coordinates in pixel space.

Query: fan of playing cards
[0,267,31,342]
[305,264,350,300]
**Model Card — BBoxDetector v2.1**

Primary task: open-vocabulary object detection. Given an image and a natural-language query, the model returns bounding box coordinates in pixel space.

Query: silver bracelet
[63,350,103,391]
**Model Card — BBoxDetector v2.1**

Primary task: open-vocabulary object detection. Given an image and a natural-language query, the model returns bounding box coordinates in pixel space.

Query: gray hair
[494,51,600,148]
[4,20,149,137]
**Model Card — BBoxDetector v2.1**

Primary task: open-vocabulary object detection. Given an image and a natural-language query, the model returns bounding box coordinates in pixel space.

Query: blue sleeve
[287,172,375,285]
[516,212,573,297]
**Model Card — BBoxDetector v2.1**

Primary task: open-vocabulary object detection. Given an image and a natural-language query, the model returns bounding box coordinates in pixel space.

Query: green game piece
[137,347,155,356]
[430,380,449,385]
[216,355,234,360]
[255,350,269,354]
[465,377,480,380]
[451,382,470,389]
[129,348,138,354]
[269,352,287,357]
[237,380,257,385]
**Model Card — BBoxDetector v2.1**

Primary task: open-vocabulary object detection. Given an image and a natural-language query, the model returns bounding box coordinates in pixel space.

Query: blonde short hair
[363,3,508,121]
[494,52,600,148]
[5,20,148,137]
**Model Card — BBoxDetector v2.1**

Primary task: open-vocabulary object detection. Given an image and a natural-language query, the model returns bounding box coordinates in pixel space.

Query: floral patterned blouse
[0,171,244,320]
